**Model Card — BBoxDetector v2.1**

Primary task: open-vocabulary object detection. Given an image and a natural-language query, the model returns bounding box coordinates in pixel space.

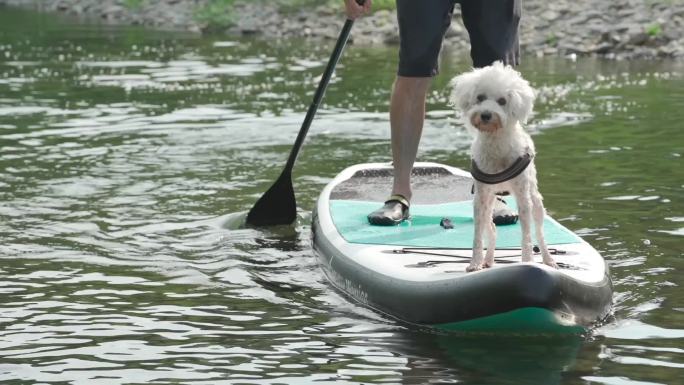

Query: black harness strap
[471,152,533,185]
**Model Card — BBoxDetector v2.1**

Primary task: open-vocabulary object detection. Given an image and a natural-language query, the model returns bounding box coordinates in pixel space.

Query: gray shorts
[397,0,521,77]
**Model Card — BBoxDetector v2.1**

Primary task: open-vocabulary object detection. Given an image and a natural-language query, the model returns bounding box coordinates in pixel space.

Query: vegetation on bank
[193,0,237,30]
[123,0,144,9]
[121,0,397,31]
[646,23,663,37]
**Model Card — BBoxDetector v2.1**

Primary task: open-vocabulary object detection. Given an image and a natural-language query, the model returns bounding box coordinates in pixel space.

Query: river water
[0,7,682,385]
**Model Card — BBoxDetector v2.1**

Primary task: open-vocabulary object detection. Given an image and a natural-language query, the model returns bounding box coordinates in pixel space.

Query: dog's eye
[497,97,507,106]
[476,94,487,103]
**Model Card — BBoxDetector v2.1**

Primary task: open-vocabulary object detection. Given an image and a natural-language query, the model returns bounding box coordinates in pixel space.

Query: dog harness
[471,152,533,184]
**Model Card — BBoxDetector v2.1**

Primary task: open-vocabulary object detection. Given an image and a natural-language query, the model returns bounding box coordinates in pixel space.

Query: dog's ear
[449,70,478,112]
[508,76,536,124]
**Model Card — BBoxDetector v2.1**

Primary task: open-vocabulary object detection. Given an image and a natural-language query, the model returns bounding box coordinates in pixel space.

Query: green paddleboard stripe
[433,307,585,334]
[330,199,581,248]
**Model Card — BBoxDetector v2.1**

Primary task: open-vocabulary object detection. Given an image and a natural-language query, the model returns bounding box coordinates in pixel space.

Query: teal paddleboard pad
[330,199,581,248]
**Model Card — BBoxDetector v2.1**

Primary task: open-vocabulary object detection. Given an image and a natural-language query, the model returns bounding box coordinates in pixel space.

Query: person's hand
[344,0,371,20]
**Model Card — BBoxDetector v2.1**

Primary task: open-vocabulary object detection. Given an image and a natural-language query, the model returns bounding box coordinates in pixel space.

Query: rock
[541,10,559,21]
[628,32,649,46]
[544,46,558,55]
[322,27,338,40]
[593,42,613,54]
[664,29,679,42]
[600,31,621,45]
[617,9,636,18]
[374,9,392,20]
[383,31,400,45]
[569,10,604,25]
[560,43,592,55]
[658,45,675,57]
[611,23,631,33]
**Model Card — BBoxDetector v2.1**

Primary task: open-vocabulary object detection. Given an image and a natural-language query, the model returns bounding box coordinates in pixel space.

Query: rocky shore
[1,0,683,60]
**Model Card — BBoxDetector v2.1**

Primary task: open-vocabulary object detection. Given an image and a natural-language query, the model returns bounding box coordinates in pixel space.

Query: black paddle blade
[246,171,296,226]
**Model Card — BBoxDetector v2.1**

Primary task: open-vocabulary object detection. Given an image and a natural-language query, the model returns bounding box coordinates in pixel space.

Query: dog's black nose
[480,111,492,122]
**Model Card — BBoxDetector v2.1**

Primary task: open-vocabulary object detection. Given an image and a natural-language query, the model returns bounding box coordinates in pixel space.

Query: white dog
[449,62,557,272]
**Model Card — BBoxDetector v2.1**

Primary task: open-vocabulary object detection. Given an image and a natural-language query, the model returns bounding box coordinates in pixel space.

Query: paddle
[246,1,365,226]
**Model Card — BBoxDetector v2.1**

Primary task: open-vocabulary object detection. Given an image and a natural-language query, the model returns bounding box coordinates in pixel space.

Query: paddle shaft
[246,1,364,226]
[283,18,355,172]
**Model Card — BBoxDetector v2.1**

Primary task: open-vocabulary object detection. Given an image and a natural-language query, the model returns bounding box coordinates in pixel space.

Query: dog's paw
[466,263,483,272]
[483,260,495,269]
[543,258,558,269]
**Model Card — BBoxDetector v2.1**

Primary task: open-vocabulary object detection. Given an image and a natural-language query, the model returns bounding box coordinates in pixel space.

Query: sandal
[493,196,518,225]
[367,194,410,226]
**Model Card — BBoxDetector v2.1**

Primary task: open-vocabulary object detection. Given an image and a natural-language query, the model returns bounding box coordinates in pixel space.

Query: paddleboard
[312,162,613,334]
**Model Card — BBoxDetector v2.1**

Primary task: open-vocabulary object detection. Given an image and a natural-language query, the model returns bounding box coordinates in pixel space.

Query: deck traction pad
[330,199,581,248]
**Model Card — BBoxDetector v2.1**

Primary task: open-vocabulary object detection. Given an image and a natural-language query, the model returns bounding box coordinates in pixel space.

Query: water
[1,7,683,385]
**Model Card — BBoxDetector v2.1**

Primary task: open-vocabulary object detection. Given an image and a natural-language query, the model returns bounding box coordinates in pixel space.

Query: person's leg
[368,0,456,226]
[460,0,521,67]
[389,76,431,201]
[393,0,456,201]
